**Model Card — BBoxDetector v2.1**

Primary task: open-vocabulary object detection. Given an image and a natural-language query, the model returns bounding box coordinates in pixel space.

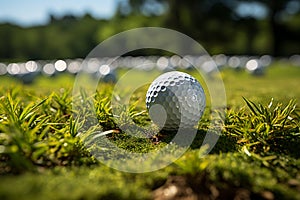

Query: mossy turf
[0,63,299,199]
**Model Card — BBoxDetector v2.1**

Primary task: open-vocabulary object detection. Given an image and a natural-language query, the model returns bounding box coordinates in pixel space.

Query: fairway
[0,60,299,199]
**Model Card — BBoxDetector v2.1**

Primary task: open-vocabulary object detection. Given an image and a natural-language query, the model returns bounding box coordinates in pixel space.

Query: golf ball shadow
[148,104,168,130]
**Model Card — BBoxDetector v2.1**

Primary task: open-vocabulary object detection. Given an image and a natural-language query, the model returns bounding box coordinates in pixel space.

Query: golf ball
[146,71,206,131]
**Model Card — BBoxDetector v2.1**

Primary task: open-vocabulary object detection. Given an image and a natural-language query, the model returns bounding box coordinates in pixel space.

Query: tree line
[0,0,299,62]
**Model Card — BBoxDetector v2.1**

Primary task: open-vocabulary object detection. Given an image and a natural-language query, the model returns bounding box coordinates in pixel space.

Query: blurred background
[0,0,300,63]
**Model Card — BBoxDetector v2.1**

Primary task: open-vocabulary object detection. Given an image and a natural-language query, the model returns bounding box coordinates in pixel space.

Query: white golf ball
[146,71,206,131]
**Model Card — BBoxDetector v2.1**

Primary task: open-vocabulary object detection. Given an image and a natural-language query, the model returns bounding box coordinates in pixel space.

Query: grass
[0,62,300,199]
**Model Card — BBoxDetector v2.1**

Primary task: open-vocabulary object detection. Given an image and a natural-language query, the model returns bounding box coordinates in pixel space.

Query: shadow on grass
[158,128,238,154]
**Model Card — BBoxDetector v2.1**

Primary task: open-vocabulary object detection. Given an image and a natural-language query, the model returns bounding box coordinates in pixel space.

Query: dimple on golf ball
[146,71,206,131]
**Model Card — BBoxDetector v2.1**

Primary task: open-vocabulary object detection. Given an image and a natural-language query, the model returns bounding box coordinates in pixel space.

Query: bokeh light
[54,60,67,72]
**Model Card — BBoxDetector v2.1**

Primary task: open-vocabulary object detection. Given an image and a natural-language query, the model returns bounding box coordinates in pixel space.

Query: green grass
[0,63,300,199]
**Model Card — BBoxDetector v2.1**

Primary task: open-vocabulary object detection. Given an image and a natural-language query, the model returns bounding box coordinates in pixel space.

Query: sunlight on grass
[0,63,299,199]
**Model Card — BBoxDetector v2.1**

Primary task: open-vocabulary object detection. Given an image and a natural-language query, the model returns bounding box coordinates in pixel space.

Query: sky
[0,0,118,27]
[236,2,267,19]
[0,0,271,27]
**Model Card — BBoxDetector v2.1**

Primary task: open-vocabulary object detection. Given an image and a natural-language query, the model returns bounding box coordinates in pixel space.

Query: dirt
[152,175,275,200]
